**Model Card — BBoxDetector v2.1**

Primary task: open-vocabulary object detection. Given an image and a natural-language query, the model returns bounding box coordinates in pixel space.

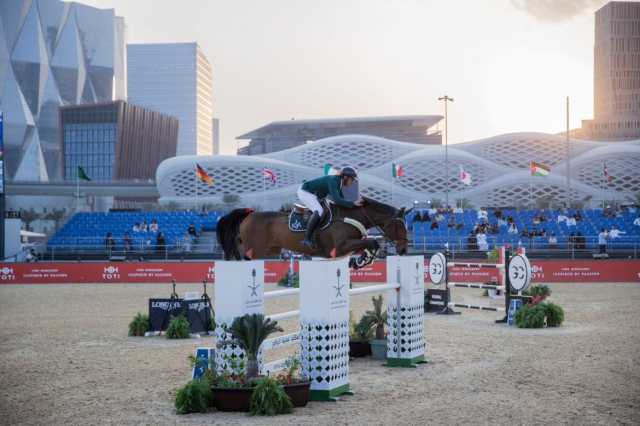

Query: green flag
[323,163,339,176]
[77,166,91,181]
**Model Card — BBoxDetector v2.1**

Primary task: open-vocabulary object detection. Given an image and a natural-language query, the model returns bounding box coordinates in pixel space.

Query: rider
[297,166,363,249]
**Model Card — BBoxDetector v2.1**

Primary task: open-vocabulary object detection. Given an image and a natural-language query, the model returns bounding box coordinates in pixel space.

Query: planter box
[212,387,253,412]
[349,341,371,357]
[283,381,311,407]
[213,381,310,411]
[370,339,387,360]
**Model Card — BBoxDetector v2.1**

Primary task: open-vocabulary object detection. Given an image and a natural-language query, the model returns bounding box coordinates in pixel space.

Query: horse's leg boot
[302,212,320,249]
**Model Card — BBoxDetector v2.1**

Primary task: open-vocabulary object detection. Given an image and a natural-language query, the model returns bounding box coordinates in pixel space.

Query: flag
[196,164,214,186]
[263,168,277,184]
[459,165,471,185]
[77,166,91,181]
[323,163,340,176]
[392,163,404,178]
[530,161,550,177]
[603,162,613,183]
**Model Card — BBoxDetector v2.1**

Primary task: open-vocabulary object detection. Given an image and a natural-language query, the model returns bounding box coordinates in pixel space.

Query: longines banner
[0,260,638,284]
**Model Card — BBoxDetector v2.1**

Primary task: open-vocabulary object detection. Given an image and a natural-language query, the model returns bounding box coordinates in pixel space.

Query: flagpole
[602,161,605,209]
[262,167,266,211]
[529,162,533,209]
[194,165,198,212]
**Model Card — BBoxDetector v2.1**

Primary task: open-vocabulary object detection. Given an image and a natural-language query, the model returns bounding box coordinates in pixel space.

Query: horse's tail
[217,208,254,260]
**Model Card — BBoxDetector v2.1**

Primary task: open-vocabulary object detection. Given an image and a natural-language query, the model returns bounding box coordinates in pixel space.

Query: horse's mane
[362,196,398,216]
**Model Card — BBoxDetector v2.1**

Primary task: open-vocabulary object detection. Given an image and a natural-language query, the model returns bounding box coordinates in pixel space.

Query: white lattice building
[156,133,640,209]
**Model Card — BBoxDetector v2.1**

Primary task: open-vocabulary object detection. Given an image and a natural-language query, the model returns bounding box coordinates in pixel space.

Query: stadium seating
[48,211,222,250]
[407,207,640,251]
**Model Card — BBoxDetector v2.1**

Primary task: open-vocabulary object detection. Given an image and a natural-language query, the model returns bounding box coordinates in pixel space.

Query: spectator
[132,222,141,233]
[532,216,540,225]
[453,206,463,214]
[477,231,488,251]
[494,209,503,219]
[566,216,577,227]
[430,220,439,230]
[456,222,464,231]
[609,225,625,239]
[26,248,37,262]
[598,228,608,254]
[156,232,166,254]
[477,207,488,221]
[497,216,507,227]
[539,229,547,237]
[575,211,582,222]
[180,232,193,253]
[508,223,518,235]
[568,232,575,250]
[557,211,568,223]
[188,223,198,238]
[435,212,445,222]
[414,211,423,222]
[467,231,478,251]
[149,219,159,233]
[548,232,558,249]
[141,220,149,232]
[634,216,640,227]
[105,232,116,254]
[123,232,133,253]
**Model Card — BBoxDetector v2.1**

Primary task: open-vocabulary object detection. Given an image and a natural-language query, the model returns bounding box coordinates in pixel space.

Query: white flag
[459,165,471,185]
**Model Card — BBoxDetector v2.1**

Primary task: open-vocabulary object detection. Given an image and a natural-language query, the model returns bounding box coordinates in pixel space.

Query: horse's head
[361,198,409,255]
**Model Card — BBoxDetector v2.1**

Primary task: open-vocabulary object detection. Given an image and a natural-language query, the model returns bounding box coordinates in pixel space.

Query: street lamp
[438,95,454,210]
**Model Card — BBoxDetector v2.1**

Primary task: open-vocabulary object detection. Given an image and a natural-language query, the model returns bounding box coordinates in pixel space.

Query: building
[157,132,640,209]
[127,43,213,156]
[0,0,126,181]
[582,1,640,140]
[236,115,443,155]
[60,101,178,182]
[212,117,220,155]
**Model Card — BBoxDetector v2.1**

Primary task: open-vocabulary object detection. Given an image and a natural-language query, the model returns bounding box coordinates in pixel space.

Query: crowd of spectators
[104,219,201,255]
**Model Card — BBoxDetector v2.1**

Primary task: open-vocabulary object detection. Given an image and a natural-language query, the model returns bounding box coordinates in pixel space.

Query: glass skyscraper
[127,43,213,156]
[0,0,126,181]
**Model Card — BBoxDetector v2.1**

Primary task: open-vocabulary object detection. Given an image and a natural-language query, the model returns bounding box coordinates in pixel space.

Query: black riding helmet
[341,166,358,180]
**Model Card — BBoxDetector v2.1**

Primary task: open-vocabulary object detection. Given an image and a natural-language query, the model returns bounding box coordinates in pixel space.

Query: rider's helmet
[341,166,358,180]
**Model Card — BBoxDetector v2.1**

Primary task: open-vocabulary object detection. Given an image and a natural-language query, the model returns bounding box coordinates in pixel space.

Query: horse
[216,197,410,263]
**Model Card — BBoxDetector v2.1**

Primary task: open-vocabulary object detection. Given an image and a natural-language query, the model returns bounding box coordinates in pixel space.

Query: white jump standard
[213,256,426,402]
[426,248,532,322]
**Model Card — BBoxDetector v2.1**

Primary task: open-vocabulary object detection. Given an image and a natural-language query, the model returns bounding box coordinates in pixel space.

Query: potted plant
[273,356,310,407]
[363,295,388,360]
[349,312,373,357]
[212,314,283,412]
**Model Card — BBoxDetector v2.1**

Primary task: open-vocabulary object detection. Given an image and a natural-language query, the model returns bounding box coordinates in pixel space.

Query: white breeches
[297,186,323,215]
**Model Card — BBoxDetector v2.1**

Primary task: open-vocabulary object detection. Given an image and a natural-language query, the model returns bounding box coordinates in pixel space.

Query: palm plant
[363,295,387,340]
[229,314,283,379]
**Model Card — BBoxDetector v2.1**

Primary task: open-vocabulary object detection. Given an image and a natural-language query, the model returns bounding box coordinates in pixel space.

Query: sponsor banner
[148,298,211,333]
[0,259,639,284]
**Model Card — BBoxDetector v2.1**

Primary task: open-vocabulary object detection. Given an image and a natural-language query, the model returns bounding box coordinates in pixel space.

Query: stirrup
[302,238,317,249]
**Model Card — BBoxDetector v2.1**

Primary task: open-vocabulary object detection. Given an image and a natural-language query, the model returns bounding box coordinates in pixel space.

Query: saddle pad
[288,208,333,232]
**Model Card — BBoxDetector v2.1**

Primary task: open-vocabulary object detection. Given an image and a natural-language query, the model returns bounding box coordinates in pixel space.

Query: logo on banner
[102,265,120,280]
[207,265,215,280]
[331,267,347,309]
[0,267,15,280]
[531,263,544,279]
[247,268,260,296]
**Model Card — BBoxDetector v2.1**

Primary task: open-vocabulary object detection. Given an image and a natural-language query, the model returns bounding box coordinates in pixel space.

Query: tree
[20,209,40,231]
[44,208,67,232]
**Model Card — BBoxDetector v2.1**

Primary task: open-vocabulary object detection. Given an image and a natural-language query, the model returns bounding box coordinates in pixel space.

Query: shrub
[543,302,565,327]
[249,377,293,416]
[128,312,150,336]
[277,272,299,288]
[527,285,551,298]
[175,379,212,414]
[229,314,283,379]
[350,315,374,342]
[515,303,546,328]
[166,314,190,339]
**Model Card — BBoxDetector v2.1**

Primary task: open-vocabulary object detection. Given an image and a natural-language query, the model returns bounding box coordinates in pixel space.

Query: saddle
[288,200,333,233]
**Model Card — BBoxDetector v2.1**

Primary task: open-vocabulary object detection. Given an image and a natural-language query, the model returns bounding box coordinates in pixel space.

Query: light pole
[438,95,454,210]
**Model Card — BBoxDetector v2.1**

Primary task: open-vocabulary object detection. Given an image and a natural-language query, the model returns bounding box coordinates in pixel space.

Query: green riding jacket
[301,175,355,208]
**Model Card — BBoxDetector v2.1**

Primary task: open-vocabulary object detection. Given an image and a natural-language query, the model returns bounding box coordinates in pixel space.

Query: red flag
[263,168,277,184]
[196,164,214,186]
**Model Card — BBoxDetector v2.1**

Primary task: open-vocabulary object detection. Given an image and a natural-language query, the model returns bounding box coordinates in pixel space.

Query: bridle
[358,206,409,248]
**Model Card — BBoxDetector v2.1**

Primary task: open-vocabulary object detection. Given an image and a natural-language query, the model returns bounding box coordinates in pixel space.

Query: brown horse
[216,197,409,261]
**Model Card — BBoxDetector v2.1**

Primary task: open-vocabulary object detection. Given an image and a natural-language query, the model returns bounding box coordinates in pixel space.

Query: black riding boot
[302,212,320,249]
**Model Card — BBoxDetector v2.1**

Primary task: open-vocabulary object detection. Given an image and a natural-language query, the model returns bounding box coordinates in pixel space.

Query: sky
[80,0,608,154]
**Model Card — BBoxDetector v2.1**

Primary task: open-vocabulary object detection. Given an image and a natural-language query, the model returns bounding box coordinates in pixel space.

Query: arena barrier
[213,256,426,401]
[426,247,532,322]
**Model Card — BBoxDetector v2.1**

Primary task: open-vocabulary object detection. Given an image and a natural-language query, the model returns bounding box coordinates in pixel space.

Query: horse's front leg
[333,238,378,258]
